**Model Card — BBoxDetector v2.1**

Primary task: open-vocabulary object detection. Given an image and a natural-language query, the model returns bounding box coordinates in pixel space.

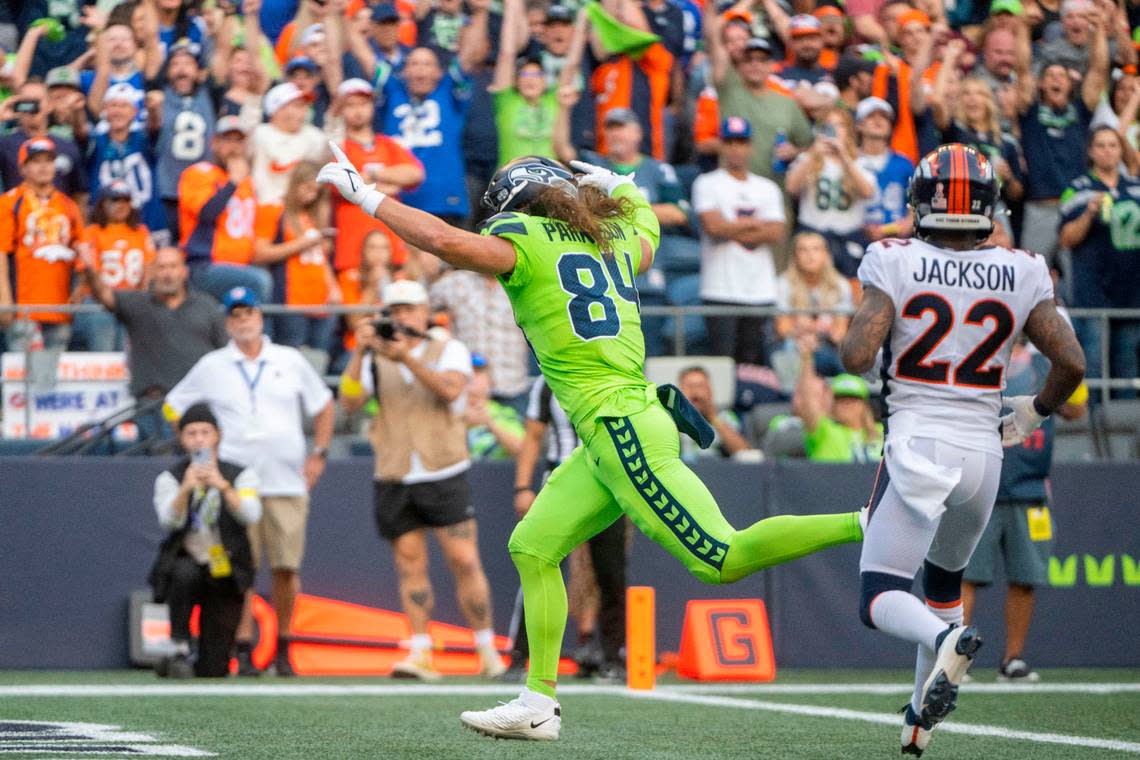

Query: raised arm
[794,332,828,433]
[840,284,895,374]
[490,0,522,92]
[930,39,965,130]
[458,0,492,74]
[322,0,348,93]
[551,84,580,163]
[1082,4,1110,111]
[703,0,730,88]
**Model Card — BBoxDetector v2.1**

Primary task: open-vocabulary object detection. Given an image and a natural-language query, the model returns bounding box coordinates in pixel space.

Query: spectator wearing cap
[344,2,412,81]
[814,6,848,62]
[465,354,525,460]
[44,67,90,146]
[794,333,882,463]
[151,40,217,239]
[211,0,271,129]
[775,14,831,90]
[786,107,876,278]
[704,5,812,184]
[179,116,273,304]
[0,138,83,349]
[250,82,328,206]
[87,83,169,244]
[1015,4,1107,269]
[154,6,210,64]
[833,52,878,111]
[489,0,558,163]
[692,117,786,365]
[1037,0,1136,75]
[339,279,506,681]
[284,56,335,128]
[855,97,915,242]
[165,285,335,677]
[0,80,88,210]
[83,22,155,116]
[330,78,423,317]
[78,245,226,407]
[149,402,261,679]
[72,181,158,351]
[868,8,937,164]
[676,365,753,461]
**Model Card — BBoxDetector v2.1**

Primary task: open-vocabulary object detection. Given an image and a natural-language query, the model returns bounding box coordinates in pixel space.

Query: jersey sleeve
[178,164,220,218]
[0,193,15,255]
[480,212,535,289]
[1027,251,1055,308]
[1059,176,1094,226]
[857,240,900,305]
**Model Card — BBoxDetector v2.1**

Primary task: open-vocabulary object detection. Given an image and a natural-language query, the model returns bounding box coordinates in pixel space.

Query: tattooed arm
[1023,299,1086,413]
[839,286,895,375]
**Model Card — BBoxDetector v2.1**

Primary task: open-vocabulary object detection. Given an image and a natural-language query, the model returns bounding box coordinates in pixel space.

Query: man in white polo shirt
[165,286,334,676]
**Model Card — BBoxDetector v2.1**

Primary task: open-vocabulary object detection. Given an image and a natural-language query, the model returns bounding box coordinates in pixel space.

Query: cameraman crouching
[150,404,261,678]
[339,281,505,680]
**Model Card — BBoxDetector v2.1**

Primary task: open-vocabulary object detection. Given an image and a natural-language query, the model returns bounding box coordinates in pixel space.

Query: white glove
[1001,395,1047,447]
[569,159,636,197]
[317,141,386,215]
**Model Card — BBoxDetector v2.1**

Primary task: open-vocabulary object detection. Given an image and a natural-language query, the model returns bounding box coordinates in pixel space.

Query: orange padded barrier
[676,599,775,682]
[626,586,656,690]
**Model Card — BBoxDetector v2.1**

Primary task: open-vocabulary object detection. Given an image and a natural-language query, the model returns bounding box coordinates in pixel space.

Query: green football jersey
[481,187,660,434]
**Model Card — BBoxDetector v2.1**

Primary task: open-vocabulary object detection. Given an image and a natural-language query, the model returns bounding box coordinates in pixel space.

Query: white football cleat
[916,625,983,729]
[900,704,935,757]
[460,690,561,741]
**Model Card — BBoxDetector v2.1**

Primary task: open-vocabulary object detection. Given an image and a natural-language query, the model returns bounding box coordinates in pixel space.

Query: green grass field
[1,669,1138,759]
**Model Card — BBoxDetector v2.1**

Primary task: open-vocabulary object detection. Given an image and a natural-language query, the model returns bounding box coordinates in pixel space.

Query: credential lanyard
[237,359,266,413]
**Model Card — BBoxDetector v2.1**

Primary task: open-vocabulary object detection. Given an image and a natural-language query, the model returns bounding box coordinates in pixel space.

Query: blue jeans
[188,262,272,305]
[70,300,122,351]
[271,314,336,353]
[5,321,71,352]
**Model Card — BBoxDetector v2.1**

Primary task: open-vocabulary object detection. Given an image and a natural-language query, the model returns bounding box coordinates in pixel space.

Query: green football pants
[507,402,862,697]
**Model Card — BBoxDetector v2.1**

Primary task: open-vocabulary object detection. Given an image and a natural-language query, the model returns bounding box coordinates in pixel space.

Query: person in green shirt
[319,147,863,740]
[796,330,883,463]
[488,0,559,163]
[465,353,525,459]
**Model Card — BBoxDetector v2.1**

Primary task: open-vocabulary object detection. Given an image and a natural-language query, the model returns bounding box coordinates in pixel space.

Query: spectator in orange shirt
[179,116,272,304]
[73,181,157,351]
[0,138,84,352]
[253,161,341,362]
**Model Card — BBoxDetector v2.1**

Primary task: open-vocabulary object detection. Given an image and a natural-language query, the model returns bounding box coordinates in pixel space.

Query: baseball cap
[743,37,773,56]
[855,96,895,123]
[18,137,56,165]
[990,0,1024,14]
[603,107,639,126]
[286,55,320,74]
[45,66,81,89]
[224,286,260,312]
[337,77,374,99]
[789,14,822,36]
[896,8,931,28]
[215,115,246,135]
[383,280,429,306]
[813,5,845,21]
[369,2,400,22]
[299,23,325,46]
[101,180,133,200]
[1060,0,1092,16]
[168,38,201,61]
[471,352,488,369]
[545,4,574,23]
[721,116,752,140]
[831,373,870,400]
[265,82,306,116]
[832,53,878,88]
[179,402,218,431]
[104,82,143,105]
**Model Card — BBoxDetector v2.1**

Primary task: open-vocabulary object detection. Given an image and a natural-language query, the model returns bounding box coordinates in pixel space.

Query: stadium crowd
[1,0,1138,428]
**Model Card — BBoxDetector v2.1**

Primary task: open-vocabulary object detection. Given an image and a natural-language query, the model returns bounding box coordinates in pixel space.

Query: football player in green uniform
[319,145,864,740]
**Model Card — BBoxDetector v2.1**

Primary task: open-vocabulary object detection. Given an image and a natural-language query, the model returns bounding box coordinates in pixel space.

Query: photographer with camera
[339,280,506,681]
[150,403,261,679]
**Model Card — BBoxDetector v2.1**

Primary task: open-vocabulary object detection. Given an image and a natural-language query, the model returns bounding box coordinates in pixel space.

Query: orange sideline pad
[676,599,776,682]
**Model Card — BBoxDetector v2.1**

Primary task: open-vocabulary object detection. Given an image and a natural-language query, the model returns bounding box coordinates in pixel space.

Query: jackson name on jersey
[858,236,1054,457]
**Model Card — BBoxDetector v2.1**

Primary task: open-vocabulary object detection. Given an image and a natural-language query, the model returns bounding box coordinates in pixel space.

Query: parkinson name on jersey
[912,255,1016,293]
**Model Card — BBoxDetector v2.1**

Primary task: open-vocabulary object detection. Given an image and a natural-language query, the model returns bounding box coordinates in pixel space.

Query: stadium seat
[645,355,735,409]
[662,274,709,355]
[743,402,794,449]
[761,414,807,459]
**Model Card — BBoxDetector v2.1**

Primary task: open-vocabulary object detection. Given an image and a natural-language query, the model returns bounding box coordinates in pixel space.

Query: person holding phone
[150,403,262,678]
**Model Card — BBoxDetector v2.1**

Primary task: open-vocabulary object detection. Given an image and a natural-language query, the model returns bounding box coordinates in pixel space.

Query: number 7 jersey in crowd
[478,184,660,436]
[858,236,1054,457]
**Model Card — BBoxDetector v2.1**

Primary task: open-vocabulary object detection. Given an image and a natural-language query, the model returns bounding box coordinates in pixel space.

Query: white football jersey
[858,237,1054,456]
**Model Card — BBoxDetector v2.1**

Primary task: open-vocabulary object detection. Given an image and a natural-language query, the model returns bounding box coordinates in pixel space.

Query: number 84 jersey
[858,236,1054,456]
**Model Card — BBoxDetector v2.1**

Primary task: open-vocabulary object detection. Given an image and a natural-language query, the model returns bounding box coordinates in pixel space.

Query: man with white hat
[339,279,507,681]
[250,82,328,205]
[854,96,915,241]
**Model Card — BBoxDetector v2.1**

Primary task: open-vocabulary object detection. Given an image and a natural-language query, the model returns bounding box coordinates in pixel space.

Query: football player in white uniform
[840,144,1085,757]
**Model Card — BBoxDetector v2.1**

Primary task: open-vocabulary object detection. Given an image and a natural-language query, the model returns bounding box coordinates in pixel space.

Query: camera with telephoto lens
[372,309,425,342]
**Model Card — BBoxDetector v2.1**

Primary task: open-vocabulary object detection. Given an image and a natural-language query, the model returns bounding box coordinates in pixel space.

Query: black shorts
[373,472,475,540]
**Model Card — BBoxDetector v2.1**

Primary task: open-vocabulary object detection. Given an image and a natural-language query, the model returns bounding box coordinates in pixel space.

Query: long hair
[956,77,1002,141]
[524,184,635,256]
[1086,124,1137,176]
[806,107,860,199]
[784,231,846,310]
[282,161,329,239]
[90,195,141,229]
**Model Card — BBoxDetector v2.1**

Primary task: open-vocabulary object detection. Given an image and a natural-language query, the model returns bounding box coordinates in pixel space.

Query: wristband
[1032,395,1053,418]
[339,373,364,397]
[361,188,387,217]
[312,446,329,459]
[514,486,533,493]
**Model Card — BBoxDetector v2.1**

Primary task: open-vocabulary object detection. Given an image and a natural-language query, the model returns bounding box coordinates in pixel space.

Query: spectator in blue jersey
[464,355,525,460]
[962,335,1088,681]
[1059,126,1140,398]
[0,80,88,210]
[87,83,168,244]
[1014,4,1108,269]
[154,0,210,64]
[345,2,411,82]
[374,23,487,227]
[415,0,475,64]
[151,40,217,240]
[84,21,159,116]
[854,97,914,242]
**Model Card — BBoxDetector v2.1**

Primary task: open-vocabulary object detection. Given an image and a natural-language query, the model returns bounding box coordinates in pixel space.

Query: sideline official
[165,286,334,676]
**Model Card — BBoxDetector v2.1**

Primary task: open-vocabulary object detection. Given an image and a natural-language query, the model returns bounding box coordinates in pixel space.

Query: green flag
[584,0,660,58]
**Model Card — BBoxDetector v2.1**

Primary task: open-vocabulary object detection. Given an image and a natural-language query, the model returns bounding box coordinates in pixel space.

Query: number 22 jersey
[858,236,1053,456]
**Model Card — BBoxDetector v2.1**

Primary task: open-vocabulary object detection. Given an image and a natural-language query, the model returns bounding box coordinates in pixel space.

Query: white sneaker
[460,690,561,741]
[391,650,442,682]
[478,644,507,678]
[917,625,983,728]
